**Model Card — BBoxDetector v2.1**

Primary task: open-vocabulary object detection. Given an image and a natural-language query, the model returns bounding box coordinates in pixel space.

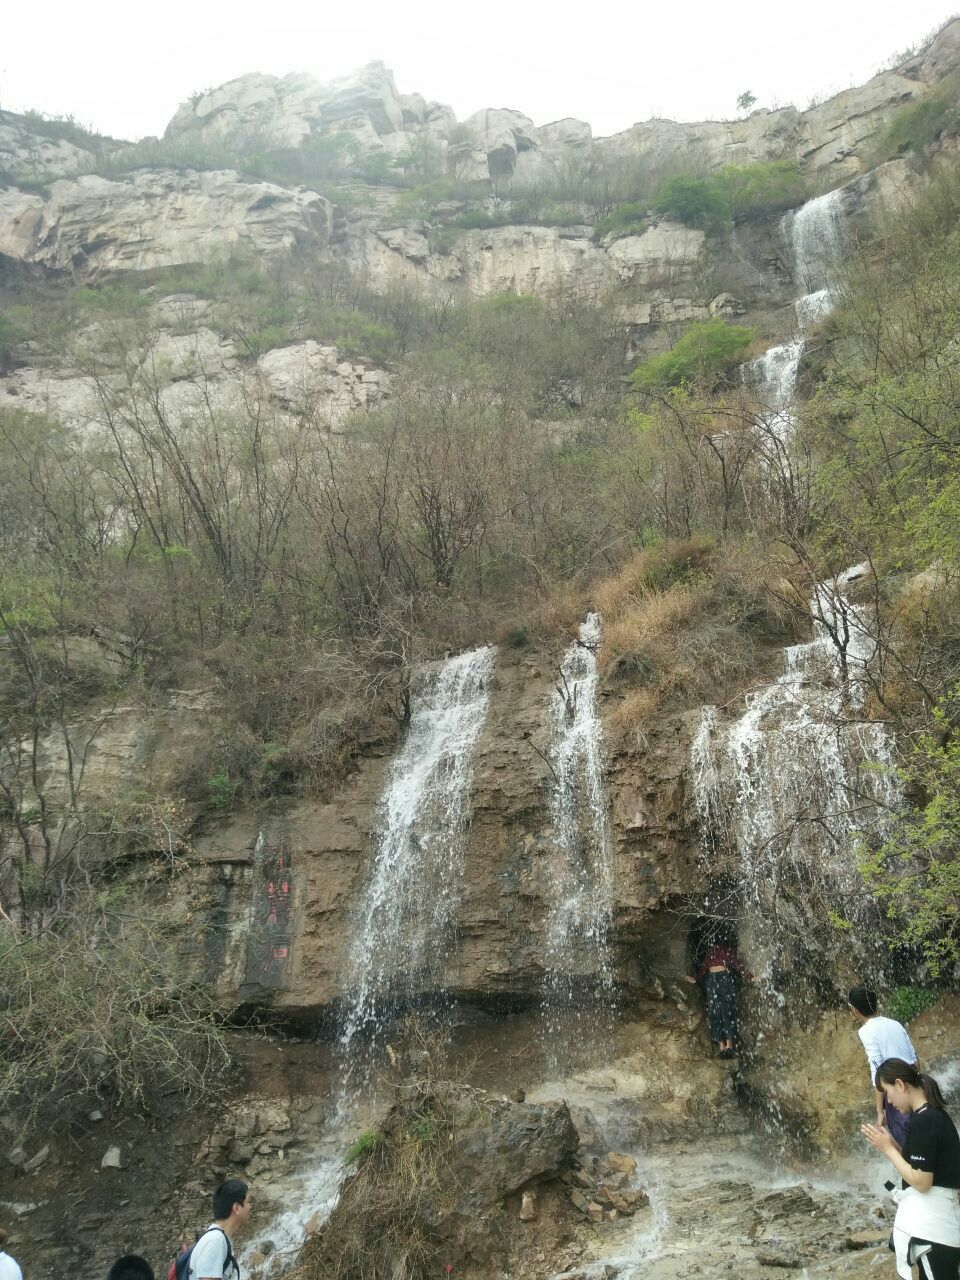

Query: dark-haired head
[0,1227,8,1249]
[107,1257,154,1280]
[213,1177,249,1222]
[875,1058,947,1111]
[848,986,879,1018]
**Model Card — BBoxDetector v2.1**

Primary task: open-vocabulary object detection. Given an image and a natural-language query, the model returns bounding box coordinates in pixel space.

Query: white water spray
[693,565,900,925]
[542,613,614,1000]
[744,190,850,445]
[785,187,849,295]
[339,644,496,1052]
[709,187,900,942]
[247,647,497,1276]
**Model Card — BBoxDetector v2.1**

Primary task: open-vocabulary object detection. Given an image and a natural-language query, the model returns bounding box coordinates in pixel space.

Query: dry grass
[593,538,714,619]
[291,1085,470,1280]
[608,686,663,734]
[601,583,707,667]
[596,538,803,726]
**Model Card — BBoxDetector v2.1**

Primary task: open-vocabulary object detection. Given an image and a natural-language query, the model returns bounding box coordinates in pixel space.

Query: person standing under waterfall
[849,986,918,1147]
[684,931,754,1059]
[862,1059,960,1280]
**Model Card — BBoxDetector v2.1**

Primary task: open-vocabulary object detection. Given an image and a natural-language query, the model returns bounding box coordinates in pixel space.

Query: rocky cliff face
[157,19,960,184]
[0,170,336,272]
[104,646,702,1018]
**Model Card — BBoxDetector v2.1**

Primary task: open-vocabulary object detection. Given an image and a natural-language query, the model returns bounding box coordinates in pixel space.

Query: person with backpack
[108,1258,154,1280]
[0,1227,23,1280]
[174,1179,250,1280]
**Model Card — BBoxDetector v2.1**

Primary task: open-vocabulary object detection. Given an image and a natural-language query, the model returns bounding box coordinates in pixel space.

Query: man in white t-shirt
[0,1227,23,1280]
[848,985,918,1146]
[189,1178,251,1280]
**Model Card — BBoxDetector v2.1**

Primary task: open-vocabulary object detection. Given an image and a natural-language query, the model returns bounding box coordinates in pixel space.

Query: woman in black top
[862,1058,960,1280]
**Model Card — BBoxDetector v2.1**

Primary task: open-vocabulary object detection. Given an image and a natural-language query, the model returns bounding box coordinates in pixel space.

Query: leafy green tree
[630,321,755,391]
[737,91,757,113]
[713,161,807,220]
[652,175,727,228]
[860,688,960,973]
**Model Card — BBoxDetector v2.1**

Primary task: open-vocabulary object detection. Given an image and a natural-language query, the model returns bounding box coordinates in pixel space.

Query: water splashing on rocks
[691,564,900,945]
[542,614,615,1058]
[339,645,496,1058]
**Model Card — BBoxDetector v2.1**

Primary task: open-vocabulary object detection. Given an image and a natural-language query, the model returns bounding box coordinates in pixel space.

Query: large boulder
[165,63,406,152]
[306,1083,579,1277]
[462,108,541,177]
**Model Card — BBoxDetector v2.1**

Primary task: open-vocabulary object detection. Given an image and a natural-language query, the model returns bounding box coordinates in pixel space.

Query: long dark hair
[876,1058,948,1111]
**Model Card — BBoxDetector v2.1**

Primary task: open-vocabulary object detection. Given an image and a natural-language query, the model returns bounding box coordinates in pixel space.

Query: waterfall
[244,646,496,1277]
[708,185,900,952]
[542,613,615,1009]
[744,193,849,444]
[692,565,900,934]
[339,644,496,1053]
[784,187,849,295]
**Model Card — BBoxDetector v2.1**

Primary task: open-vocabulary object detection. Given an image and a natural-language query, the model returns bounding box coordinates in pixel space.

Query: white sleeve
[859,1026,882,1083]
[190,1230,229,1278]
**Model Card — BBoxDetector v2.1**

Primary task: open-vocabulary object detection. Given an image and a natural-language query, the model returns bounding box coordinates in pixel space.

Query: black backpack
[169,1227,239,1280]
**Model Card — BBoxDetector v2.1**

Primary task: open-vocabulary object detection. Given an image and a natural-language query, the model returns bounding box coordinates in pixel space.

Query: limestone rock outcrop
[171,648,701,1015]
[0,321,391,435]
[257,340,392,423]
[0,112,99,181]
[155,17,960,197]
[600,17,960,181]
[0,170,335,274]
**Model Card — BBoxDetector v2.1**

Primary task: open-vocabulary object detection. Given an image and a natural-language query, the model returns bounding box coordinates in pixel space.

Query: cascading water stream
[541,614,615,1061]
[339,644,496,1058]
[244,647,496,1277]
[785,187,849,295]
[744,188,849,444]
[692,564,900,922]
[698,183,900,950]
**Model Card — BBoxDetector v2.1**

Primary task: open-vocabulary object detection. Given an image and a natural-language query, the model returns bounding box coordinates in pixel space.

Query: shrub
[630,321,755,392]
[233,323,292,360]
[881,87,960,156]
[0,312,24,369]
[885,985,938,1024]
[644,161,807,231]
[499,624,529,648]
[0,903,230,1132]
[593,202,649,241]
[714,161,808,220]
[652,174,727,228]
[207,770,236,809]
[345,1129,381,1163]
[860,687,960,974]
[17,109,104,149]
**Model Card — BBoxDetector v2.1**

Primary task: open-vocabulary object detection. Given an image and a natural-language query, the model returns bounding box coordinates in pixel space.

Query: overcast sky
[4,0,959,142]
